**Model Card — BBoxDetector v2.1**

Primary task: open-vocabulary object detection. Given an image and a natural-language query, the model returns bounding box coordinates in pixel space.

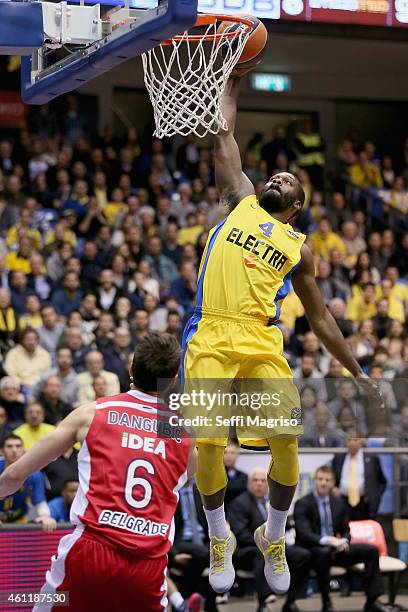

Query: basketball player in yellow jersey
[181,68,383,600]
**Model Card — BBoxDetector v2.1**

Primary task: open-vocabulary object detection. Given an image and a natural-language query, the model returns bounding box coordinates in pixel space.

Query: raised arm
[0,403,94,498]
[215,75,254,212]
[292,244,384,409]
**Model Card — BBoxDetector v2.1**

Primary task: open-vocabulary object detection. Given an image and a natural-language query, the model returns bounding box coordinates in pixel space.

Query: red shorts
[34,526,168,612]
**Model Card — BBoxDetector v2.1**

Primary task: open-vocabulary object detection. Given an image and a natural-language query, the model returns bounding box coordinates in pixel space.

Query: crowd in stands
[0,97,407,580]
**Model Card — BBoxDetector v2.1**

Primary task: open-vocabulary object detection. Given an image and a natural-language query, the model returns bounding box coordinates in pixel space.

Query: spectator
[77,350,120,403]
[48,479,79,522]
[329,298,353,338]
[6,236,34,275]
[19,294,42,330]
[294,465,388,612]
[0,434,56,529]
[94,311,115,351]
[347,283,377,324]
[97,269,123,313]
[300,404,341,448]
[0,405,11,446]
[0,287,18,352]
[340,221,367,267]
[144,235,179,291]
[293,354,325,401]
[371,299,393,340]
[113,296,132,330]
[37,304,65,354]
[0,376,25,426]
[348,319,378,367]
[223,442,248,507]
[131,309,150,344]
[4,327,52,389]
[92,374,108,398]
[349,151,383,189]
[62,326,89,373]
[261,125,290,176]
[52,271,82,317]
[310,218,346,262]
[43,445,79,501]
[380,319,405,370]
[27,252,52,301]
[32,346,79,407]
[329,378,367,435]
[293,116,325,189]
[166,310,182,343]
[102,327,132,391]
[324,358,346,401]
[162,221,183,268]
[143,293,168,332]
[37,376,72,425]
[331,436,386,520]
[170,262,197,312]
[228,468,311,612]
[14,402,55,450]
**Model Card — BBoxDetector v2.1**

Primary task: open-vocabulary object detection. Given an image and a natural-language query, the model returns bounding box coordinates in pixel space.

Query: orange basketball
[218,15,268,65]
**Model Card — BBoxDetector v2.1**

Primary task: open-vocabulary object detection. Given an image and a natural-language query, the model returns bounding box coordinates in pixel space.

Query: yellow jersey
[197,195,306,321]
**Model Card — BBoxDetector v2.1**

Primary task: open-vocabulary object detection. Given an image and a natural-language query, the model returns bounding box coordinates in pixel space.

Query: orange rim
[160,13,254,46]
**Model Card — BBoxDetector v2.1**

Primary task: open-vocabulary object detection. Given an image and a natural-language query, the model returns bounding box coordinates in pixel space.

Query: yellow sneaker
[209,530,236,593]
[254,523,290,594]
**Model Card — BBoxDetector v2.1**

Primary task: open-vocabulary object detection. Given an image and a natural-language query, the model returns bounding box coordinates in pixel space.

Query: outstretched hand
[230,58,261,78]
[356,373,386,415]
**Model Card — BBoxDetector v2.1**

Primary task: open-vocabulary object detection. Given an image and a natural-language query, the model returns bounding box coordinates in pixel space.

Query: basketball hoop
[142,14,253,139]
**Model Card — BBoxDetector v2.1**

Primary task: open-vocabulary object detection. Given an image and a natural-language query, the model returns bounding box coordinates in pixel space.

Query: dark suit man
[170,480,216,611]
[294,465,390,612]
[223,442,248,508]
[331,436,386,520]
[229,468,311,612]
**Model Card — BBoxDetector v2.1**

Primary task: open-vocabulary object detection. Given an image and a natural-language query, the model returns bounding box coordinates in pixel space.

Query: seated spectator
[329,378,367,435]
[309,218,346,262]
[162,221,183,268]
[61,325,89,372]
[166,310,182,343]
[97,269,124,313]
[347,283,377,324]
[223,442,248,508]
[46,241,73,284]
[316,261,347,305]
[0,287,18,352]
[394,343,408,407]
[6,208,41,251]
[352,251,381,286]
[324,358,346,401]
[14,402,55,450]
[0,434,55,529]
[52,271,83,317]
[301,404,341,448]
[9,270,32,315]
[380,176,408,214]
[94,311,115,351]
[37,304,65,354]
[131,309,150,345]
[144,293,168,332]
[77,350,120,403]
[19,294,42,330]
[6,236,35,275]
[340,221,367,267]
[294,465,389,612]
[0,405,11,446]
[371,299,393,340]
[293,354,325,401]
[113,296,132,330]
[170,262,197,313]
[228,468,311,612]
[49,479,79,522]
[27,252,52,301]
[332,436,386,520]
[348,319,378,367]
[43,445,79,501]
[32,346,80,407]
[102,327,132,391]
[349,151,383,189]
[0,376,25,426]
[329,298,353,338]
[380,319,405,370]
[37,376,72,425]
[93,374,108,398]
[4,327,52,389]
[143,235,179,292]
[380,276,405,324]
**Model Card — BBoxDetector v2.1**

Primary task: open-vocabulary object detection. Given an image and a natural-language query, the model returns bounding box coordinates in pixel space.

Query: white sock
[265,506,288,541]
[204,504,229,539]
[169,591,184,610]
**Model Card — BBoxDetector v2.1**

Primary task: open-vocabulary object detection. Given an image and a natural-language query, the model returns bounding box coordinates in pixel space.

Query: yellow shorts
[181,308,303,449]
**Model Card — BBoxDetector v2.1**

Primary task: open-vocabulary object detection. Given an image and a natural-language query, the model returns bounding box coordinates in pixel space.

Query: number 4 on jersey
[259,222,274,238]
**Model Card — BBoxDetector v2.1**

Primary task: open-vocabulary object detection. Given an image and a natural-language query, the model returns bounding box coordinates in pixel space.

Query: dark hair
[63,478,79,488]
[131,332,181,393]
[2,433,23,448]
[19,326,38,343]
[315,464,335,479]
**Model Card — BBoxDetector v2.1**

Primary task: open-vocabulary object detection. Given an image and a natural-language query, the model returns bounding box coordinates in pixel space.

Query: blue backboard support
[0,2,44,55]
[21,0,198,104]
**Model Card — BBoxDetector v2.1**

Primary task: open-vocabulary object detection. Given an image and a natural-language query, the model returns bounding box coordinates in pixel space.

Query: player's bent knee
[267,436,299,486]
[195,443,228,496]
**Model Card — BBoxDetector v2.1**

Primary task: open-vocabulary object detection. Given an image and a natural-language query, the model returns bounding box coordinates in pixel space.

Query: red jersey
[70,390,190,558]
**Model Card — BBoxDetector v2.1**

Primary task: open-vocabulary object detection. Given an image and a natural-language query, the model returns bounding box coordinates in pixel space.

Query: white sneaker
[254,523,290,595]
[209,531,236,593]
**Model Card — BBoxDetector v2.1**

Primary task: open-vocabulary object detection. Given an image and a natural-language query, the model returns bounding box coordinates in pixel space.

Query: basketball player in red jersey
[0,332,197,612]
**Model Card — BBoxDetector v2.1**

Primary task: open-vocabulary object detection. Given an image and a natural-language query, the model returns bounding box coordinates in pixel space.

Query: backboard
[0,0,198,104]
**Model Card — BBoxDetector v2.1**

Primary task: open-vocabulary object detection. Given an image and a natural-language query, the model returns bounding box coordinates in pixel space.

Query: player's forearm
[310,311,363,378]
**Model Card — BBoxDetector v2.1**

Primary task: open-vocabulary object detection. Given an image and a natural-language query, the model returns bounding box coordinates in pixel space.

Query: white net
[141,18,251,139]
